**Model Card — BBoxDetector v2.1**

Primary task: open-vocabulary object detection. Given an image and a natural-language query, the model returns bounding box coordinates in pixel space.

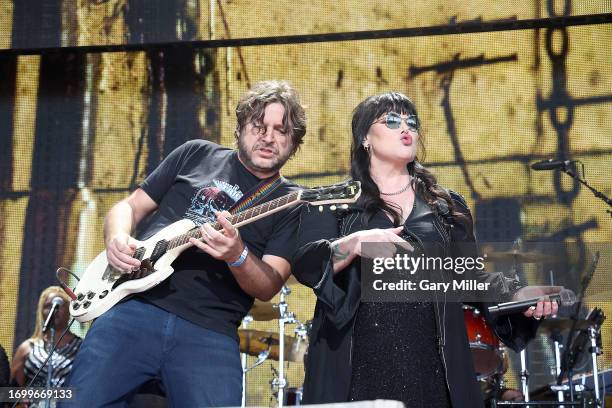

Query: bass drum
[463,305,507,381]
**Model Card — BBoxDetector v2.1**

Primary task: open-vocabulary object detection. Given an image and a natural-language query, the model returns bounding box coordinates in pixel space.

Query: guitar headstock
[298,181,361,206]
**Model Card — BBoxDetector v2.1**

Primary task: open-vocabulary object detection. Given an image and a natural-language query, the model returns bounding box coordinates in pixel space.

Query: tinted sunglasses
[374,112,420,133]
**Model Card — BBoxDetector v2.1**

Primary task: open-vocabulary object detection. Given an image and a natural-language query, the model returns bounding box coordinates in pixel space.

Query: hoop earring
[363,143,370,152]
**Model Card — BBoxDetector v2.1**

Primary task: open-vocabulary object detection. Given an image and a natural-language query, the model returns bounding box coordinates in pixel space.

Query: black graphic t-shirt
[137,139,300,339]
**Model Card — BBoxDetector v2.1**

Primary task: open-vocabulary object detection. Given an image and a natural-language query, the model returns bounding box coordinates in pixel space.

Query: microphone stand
[240,315,252,408]
[556,253,600,402]
[45,327,55,408]
[560,164,612,217]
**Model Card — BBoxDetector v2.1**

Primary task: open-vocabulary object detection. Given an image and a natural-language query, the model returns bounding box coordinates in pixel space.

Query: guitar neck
[165,190,301,251]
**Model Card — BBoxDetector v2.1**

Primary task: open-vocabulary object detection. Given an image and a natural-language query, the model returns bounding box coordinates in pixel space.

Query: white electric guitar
[69,181,361,322]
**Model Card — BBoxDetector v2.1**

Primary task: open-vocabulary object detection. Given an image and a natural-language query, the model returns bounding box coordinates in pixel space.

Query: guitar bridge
[111,260,157,290]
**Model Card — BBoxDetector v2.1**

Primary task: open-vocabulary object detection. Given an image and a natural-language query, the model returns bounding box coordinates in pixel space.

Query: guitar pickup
[150,240,168,264]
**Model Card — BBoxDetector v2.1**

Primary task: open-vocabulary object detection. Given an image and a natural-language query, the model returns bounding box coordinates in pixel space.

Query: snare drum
[463,305,507,381]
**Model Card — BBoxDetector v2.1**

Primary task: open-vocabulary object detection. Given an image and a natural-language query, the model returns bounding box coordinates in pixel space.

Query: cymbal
[238,329,308,362]
[483,250,557,264]
[537,318,593,334]
[248,299,280,321]
[285,275,300,285]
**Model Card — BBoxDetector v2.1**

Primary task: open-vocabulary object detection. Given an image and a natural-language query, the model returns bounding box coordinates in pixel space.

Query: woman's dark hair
[350,92,465,226]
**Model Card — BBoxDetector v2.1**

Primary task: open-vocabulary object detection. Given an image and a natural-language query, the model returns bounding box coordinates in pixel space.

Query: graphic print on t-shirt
[184,179,243,225]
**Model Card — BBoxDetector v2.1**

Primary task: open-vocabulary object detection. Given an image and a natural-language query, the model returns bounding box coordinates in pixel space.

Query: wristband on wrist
[228,245,249,267]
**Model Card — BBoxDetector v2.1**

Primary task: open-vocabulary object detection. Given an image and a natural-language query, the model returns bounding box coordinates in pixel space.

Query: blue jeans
[59,298,242,407]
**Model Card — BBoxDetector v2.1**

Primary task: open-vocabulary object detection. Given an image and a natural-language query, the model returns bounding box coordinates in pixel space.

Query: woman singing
[292,92,558,408]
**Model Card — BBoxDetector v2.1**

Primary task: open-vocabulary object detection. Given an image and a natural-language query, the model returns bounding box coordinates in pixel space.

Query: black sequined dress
[349,301,451,407]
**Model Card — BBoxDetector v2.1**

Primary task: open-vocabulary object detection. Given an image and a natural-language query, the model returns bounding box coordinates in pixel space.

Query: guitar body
[70,219,196,322]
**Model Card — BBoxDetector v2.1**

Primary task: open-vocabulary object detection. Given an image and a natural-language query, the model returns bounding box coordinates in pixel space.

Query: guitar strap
[227,173,284,215]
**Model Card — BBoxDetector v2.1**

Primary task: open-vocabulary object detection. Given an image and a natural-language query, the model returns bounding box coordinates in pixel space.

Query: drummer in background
[10,286,82,393]
[291,92,559,408]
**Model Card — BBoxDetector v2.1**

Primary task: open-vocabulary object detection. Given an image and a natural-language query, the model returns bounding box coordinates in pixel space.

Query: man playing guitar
[61,80,306,407]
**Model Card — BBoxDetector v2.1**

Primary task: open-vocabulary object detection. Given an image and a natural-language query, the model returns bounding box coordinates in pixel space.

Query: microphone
[42,297,65,333]
[487,289,576,317]
[531,159,573,171]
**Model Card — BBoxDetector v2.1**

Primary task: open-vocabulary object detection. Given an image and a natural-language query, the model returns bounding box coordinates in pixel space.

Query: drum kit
[465,303,606,407]
[480,247,607,408]
[239,279,309,408]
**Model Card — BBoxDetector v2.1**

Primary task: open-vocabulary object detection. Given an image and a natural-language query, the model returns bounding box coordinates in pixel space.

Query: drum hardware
[552,334,565,406]
[268,367,302,406]
[513,254,605,408]
[238,329,308,362]
[241,349,271,407]
[489,250,604,408]
[550,384,584,393]
[275,285,297,408]
[240,285,308,408]
[556,253,602,407]
[519,349,530,404]
[294,322,309,342]
[241,315,252,408]
[587,326,603,406]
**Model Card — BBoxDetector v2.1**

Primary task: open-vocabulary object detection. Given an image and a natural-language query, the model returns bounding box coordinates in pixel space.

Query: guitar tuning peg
[318,206,323,212]
[330,205,337,211]
[341,204,348,209]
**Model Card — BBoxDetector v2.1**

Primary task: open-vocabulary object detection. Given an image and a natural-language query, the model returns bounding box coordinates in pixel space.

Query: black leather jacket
[291,190,539,408]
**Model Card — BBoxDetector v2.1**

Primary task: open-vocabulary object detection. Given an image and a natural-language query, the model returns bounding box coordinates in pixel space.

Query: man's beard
[237,138,291,175]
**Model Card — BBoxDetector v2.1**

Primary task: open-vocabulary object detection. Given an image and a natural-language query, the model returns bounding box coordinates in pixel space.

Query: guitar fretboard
[165,190,301,250]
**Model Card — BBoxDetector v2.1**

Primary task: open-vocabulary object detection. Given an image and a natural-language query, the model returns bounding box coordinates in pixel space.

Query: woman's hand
[513,286,562,320]
[354,227,413,259]
[330,226,413,274]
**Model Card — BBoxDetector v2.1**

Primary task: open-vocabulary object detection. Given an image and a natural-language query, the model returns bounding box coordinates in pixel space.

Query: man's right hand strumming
[106,232,142,273]
[103,188,158,273]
